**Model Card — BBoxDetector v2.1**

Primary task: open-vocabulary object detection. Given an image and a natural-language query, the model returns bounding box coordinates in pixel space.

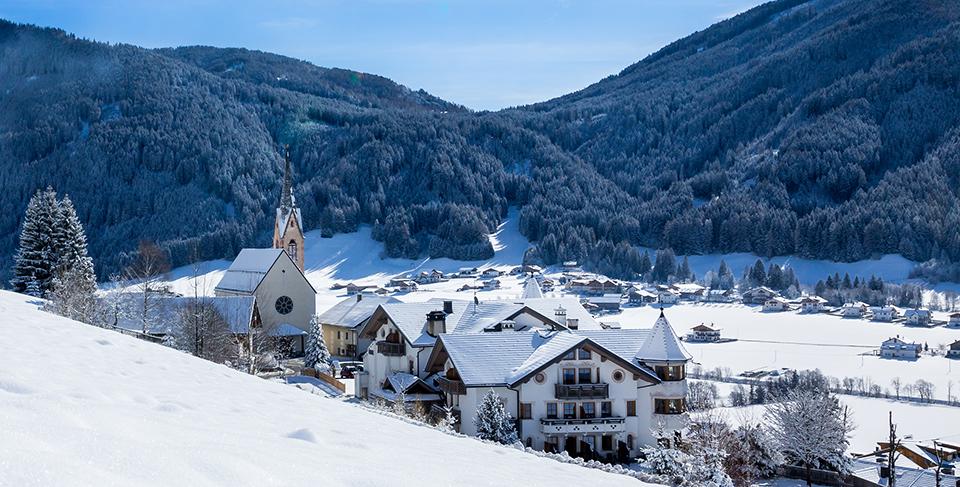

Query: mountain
[2,0,960,283]
[0,290,652,486]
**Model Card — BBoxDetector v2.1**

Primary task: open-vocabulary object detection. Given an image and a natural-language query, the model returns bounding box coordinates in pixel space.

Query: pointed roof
[635,310,692,363]
[276,147,303,240]
[520,278,543,299]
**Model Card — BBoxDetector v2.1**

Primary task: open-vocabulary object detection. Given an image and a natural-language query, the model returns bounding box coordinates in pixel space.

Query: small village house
[317,294,401,360]
[840,302,869,318]
[703,289,737,303]
[685,324,720,342]
[587,294,622,312]
[481,268,503,279]
[799,296,828,313]
[871,305,902,322]
[904,308,933,327]
[741,286,779,305]
[880,336,922,359]
[949,313,960,328]
[948,340,960,359]
[671,283,705,301]
[657,289,679,305]
[628,288,658,305]
[762,296,790,312]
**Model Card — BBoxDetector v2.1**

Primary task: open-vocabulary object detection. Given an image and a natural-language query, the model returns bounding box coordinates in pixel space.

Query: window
[287,241,298,261]
[519,403,532,420]
[578,368,592,384]
[563,402,576,419]
[337,330,342,339]
[601,401,612,418]
[627,434,634,449]
[578,348,591,360]
[655,398,687,415]
[612,369,625,383]
[601,435,613,451]
[534,372,546,384]
[525,437,533,448]
[408,360,414,374]
[654,365,686,382]
[563,349,576,360]
[546,403,558,419]
[275,296,293,315]
[562,368,576,385]
[580,402,596,419]
[626,400,637,417]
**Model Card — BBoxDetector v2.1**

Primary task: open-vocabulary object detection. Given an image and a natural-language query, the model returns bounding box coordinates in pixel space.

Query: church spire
[280,145,295,210]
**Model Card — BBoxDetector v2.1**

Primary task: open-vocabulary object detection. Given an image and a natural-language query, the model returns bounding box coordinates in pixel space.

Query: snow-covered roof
[882,337,920,347]
[520,278,543,299]
[434,329,658,387]
[377,297,602,348]
[108,295,256,335]
[634,312,693,363]
[672,283,705,293]
[691,324,718,332]
[214,248,284,293]
[588,294,621,304]
[317,295,400,330]
[801,295,828,303]
[842,301,869,308]
[273,323,307,336]
[905,308,932,317]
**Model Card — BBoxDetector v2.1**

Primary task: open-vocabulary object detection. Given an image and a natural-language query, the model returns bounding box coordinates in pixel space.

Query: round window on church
[275,296,293,315]
[612,369,625,383]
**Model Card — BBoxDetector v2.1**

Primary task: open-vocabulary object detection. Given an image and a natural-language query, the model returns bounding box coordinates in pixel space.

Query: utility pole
[934,440,943,487]
[888,411,898,487]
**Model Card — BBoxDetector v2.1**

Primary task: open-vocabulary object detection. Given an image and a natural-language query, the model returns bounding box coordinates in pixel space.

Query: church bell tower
[273,146,305,270]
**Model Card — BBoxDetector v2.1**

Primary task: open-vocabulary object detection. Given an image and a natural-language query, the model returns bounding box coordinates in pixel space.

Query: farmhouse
[685,324,721,342]
[317,294,400,360]
[949,313,960,328]
[628,288,658,305]
[425,311,691,460]
[948,340,960,359]
[703,289,737,303]
[762,296,790,312]
[799,296,828,313]
[214,248,317,349]
[587,294,622,312]
[904,308,933,327]
[567,278,622,295]
[671,283,705,301]
[880,337,922,359]
[741,286,778,305]
[657,288,680,305]
[388,279,418,292]
[840,302,869,318]
[481,268,503,279]
[871,305,902,322]
[481,278,501,290]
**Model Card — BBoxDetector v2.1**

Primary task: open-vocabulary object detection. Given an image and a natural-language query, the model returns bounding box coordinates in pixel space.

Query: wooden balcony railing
[377,341,405,356]
[436,376,466,395]
[555,383,609,400]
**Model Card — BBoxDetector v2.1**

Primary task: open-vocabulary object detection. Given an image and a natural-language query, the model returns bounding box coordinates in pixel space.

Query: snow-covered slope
[0,291,651,486]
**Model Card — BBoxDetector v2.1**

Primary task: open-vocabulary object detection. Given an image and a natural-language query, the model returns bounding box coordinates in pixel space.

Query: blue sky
[0,0,766,110]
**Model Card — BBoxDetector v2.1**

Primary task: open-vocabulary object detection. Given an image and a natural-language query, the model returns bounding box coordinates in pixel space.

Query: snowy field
[618,303,960,401]
[698,380,960,456]
[0,291,655,487]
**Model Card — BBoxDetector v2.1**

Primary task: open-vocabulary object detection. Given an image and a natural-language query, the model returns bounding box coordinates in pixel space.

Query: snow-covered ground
[0,290,655,486]
[618,303,960,401]
[699,380,960,457]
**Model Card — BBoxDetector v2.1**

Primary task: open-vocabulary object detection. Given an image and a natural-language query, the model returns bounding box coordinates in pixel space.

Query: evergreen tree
[652,248,677,283]
[639,251,653,276]
[473,389,519,444]
[10,187,60,295]
[303,314,331,372]
[679,256,692,282]
[749,259,766,287]
[46,194,98,322]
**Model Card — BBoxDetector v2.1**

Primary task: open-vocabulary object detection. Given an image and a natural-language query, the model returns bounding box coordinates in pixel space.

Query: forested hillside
[3,0,960,282]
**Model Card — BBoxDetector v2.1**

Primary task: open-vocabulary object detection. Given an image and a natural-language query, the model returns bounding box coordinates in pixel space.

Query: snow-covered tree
[640,445,694,485]
[392,390,407,416]
[473,389,518,444]
[46,257,98,324]
[766,390,854,486]
[724,423,782,486]
[10,187,60,295]
[303,314,331,372]
[435,404,457,433]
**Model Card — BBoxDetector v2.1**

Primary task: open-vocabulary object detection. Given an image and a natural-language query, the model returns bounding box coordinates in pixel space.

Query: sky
[0,0,767,111]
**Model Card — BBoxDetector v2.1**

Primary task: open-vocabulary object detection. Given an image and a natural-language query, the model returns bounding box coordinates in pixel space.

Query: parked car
[338,361,363,378]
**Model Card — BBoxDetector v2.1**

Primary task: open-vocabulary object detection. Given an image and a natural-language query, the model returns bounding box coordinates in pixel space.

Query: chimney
[443,300,454,314]
[555,306,566,325]
[566,318,579,330]
[427,310,447,336]
[357,294,363,302]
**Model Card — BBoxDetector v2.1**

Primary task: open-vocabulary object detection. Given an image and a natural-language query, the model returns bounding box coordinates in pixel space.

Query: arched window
[627,434,634,449]
[287,240,298,262]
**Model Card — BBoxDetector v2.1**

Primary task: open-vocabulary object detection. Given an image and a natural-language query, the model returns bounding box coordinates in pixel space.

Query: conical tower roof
[520,278,543,299]
[635,309,692,363]
[280,146,296,210]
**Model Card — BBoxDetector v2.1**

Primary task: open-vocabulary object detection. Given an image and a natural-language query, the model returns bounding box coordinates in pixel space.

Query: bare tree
[890,377,902,399]
[914,379,935,402]
[123,240,171,333]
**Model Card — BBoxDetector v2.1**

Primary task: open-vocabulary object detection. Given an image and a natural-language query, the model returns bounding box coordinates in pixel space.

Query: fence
[778,465,848,487]
[110,326,165,344]
[302,367,346,393]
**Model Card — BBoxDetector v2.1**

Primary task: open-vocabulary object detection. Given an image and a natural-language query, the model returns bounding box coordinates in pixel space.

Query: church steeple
[273,145,305,270]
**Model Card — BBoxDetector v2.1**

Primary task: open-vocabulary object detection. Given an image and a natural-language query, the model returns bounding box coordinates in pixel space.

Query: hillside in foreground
[0,290,652,486]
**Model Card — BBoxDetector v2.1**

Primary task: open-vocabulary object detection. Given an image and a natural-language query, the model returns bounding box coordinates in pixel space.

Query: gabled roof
[430,329,659,388]
[276,207,303,241]
[691,324,718,332]
[214,248,316,294]
[317,295,401,330]
[905,308,932,317]
[108,295,256,335]
[520,278,543,299]
[635,311,693,363]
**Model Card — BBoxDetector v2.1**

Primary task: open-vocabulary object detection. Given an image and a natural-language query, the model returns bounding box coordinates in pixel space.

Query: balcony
[540,417,626,434]
[436,376,466,395]
[555,383,609,400]
[376,341,405,356]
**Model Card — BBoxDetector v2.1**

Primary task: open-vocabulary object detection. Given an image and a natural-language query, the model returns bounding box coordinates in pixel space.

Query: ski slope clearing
[0,291,653,487]
[618,304,960,401]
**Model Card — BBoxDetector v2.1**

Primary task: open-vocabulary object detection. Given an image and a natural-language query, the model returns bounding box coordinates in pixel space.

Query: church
[214,149,315,348]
